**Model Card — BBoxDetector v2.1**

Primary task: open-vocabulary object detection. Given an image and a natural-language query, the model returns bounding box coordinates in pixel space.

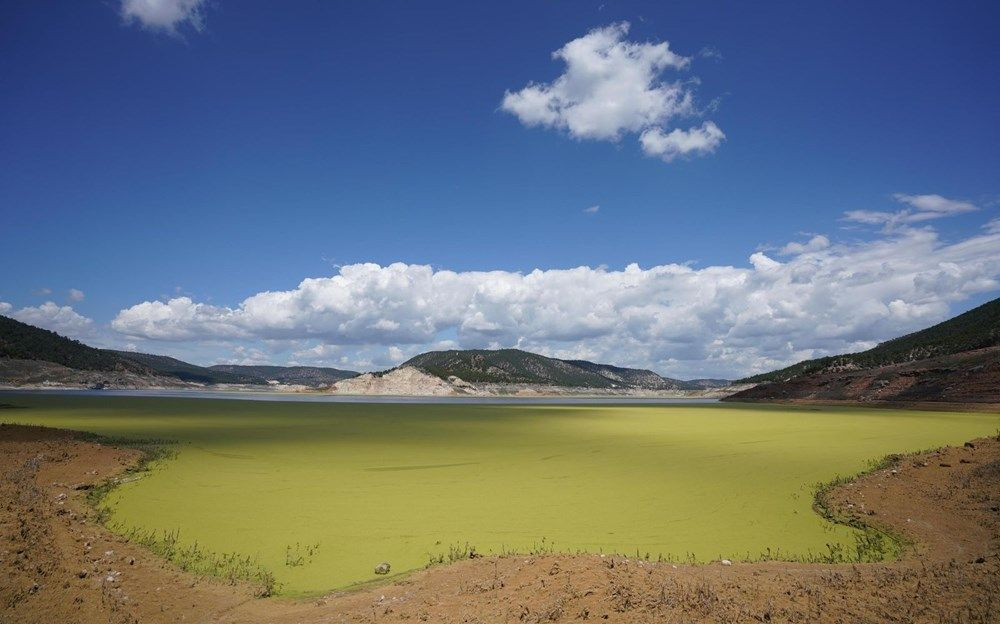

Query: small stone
[374,562,391,575]
[78,570,88,578]
[720,559,733,566]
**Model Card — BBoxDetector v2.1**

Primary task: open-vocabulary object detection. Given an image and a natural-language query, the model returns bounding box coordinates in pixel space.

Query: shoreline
[2,423,997,622]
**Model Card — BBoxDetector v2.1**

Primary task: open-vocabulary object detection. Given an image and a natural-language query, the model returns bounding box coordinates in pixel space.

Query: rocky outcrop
[330,367,477,396]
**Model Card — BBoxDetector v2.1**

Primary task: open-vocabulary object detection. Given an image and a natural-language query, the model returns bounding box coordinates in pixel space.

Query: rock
[374,562,391,575]
[720,559,733,566]
[78,570,88,578]
[964,442,975,449]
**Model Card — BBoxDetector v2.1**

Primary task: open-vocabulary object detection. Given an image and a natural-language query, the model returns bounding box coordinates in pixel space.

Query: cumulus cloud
[68,288,85,302]
[779,234,830,256]
[583,205,600,215]
[120,0,207,34]
[112,216,1000,378]
[4,302,95,338]
[844,193,978,231]
[502,22,722,162]
[639,121,725,162]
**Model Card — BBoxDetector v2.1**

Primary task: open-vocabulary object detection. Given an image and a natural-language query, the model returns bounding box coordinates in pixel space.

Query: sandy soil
[2,423,998,623]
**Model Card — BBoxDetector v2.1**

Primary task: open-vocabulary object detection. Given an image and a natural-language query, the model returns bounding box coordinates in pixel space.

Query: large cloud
[3,302,95,339]
[112,217,1000,378]
[502,22,723,162]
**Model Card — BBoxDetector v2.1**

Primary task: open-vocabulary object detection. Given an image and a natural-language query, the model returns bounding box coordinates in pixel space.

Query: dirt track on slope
[2,423,999,623]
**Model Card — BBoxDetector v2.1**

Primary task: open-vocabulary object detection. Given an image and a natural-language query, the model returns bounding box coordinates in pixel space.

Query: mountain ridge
[728,297,1000,403]
[738,297,1000,384]
[209,364,358,385]
[399,348,711,390]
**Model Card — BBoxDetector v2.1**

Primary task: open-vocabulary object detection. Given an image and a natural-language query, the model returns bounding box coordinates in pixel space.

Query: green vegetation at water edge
[1,394,997,595]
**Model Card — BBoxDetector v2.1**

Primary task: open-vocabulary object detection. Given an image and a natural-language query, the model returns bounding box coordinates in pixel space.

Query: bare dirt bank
[2,424,998,623]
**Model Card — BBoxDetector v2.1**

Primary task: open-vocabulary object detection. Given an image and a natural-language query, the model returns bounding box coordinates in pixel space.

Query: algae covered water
[3,394,997,595]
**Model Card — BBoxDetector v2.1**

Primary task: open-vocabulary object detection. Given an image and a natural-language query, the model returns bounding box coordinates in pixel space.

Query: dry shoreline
[2,424,998,623]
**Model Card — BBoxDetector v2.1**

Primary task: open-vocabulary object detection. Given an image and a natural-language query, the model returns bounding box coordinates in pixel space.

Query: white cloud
[844,193,978,231]
[5,302,95,339]
[68,288,85,302]
[502,22,721,162]
[32,288,52,297]
[221,345,273,366]
[388,346,406,362]
[699,46,723,60]
[112,215,1000,378]
[583,205,600,214]
[639,121,725,162]
[120,0,206,34]
[779,234,830,256]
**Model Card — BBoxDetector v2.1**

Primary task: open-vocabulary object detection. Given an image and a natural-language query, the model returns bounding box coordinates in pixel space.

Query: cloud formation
[844,193,978,230]
[639,121,725,162]
[502,22,722,162]
[68,288,85,302]
[112,214,1000,378]
[3,302,95,339]
[120,0,206,34]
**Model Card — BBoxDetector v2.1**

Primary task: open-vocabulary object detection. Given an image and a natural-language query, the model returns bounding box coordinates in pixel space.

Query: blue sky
[1,1,998,378]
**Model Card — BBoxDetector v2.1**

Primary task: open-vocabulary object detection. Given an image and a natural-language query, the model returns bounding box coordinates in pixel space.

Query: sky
[1,0,999,379]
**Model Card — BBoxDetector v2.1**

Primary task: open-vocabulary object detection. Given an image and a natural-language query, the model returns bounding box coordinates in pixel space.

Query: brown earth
[728,346,1000,404]
[2,423,999,624]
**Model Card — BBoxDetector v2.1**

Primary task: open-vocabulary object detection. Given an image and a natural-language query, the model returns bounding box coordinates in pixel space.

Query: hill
[562,359,688,390]
[400,348,687,390]
[0,315,151,374]
[739,298,1000,384]
[208,364,358,385]
[108,351,266,385]
[0,316,352,388]
[729,297,1000,403]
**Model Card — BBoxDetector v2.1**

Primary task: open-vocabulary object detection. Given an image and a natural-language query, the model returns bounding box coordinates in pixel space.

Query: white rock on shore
[329,367,477,396]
